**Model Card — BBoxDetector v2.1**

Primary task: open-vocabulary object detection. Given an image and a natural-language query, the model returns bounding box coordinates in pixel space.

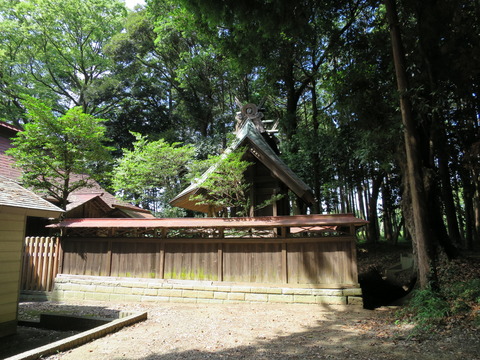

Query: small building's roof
[65,193,109,212]
[44,175,155,219]
[0,120,23,134]
[48,213,367,229]
[170,119,315,213]
[0,176,63,218]
[112,204,156,218]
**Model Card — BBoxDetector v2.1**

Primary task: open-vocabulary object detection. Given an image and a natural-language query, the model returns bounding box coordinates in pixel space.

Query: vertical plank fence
[21,237,60,292]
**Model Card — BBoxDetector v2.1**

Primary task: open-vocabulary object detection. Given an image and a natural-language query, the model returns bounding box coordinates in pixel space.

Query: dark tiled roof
[0,176,63,216]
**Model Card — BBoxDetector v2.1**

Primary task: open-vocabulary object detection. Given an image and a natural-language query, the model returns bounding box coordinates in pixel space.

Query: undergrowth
[398,278,480,336]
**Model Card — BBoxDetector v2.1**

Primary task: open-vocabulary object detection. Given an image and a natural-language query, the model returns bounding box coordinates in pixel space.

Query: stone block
[132,281,149,288]
[84,292,110,301]
[342,288,362,296]
[231,286,252,293]
[77,284,97,292]
[147,282,164,289]
[281,288,313,295]
[123,294,142,302]
[113,286,133,295]
[109,294,126,302]
[316,296,347,305]
[211,285,231,292]
[267,294,294,303]
[131,287,146,295]
[347,296,363,306]
[95,285,113,293]
[157,289,183,297]
[310,289,343,297]
[182,290,214,299]
[143,288,158,296]
[55,283,77,291]
[228,292,245,301]
[293,295,317,304]
[251,287,282,294]
[64,291,86,300]
[245,293,268,302]
[213,292,229,300]
[118,281,136,288]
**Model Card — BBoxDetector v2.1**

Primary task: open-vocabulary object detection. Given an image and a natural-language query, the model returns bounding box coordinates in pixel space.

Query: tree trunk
[382,179,394,244]
[385,0,436,289]
[366,173,383,243]
[310,83,321,214]
[356,184,366,219]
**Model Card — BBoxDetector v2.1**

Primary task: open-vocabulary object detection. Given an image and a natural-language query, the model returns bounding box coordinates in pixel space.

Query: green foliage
[445,279,480,315]
[112,132,195,215]
[6,96,112,209]
[0,0,127,120]
[189,147,252,217]
[399,279,480,333]
[402,288,450,326]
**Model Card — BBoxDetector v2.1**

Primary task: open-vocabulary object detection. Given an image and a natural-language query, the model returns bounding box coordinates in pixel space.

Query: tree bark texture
[385,0,436,288]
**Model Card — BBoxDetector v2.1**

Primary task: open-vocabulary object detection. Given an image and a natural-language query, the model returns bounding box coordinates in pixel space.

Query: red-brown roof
[48,214,367,229]
[0,120,23,133]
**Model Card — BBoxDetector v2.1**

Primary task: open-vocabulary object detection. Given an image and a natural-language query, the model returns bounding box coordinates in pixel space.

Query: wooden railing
[21,237,60,292]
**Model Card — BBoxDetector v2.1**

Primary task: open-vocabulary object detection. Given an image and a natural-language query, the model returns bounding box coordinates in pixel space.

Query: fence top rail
[48,214,367,230]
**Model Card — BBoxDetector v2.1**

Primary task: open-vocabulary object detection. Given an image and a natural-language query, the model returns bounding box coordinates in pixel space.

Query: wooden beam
[281,242,288,283]
[158,242,165,279]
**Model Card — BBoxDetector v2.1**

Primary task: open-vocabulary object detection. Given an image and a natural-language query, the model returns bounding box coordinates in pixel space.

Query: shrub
[405,288,450,326]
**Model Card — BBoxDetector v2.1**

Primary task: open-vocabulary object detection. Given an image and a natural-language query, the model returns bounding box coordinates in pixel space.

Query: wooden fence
[21,237,60,292]
[59,236,358,286]
[50,215,368,287]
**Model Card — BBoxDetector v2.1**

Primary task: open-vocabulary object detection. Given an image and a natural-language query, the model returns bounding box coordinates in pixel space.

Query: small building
[170,103,315,216]
[0,176,63,337]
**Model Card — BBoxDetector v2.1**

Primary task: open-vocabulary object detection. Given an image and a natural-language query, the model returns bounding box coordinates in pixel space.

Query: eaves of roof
[0,176,63,218]
[48,213,368,229]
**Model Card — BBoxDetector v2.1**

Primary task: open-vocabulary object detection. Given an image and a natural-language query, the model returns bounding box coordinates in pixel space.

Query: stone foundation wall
[48,274,363,306]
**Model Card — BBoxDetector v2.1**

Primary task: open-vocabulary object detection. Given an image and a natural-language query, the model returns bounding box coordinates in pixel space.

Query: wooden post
[50,237,60,291]
[58,237,65,276]
[350,238,358,284]
[22,237,33,291]
[41,237,48,290]
[280,227,288,283]
[158,241,165,279]
[281,242,288,284]
[30,237,39,291]
[106,239,113,276]
[218,228,224,281]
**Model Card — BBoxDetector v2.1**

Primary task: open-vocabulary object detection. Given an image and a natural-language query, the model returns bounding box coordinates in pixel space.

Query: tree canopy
[112,132,195,216]
[1,0,479,290]
[6,97,112,210]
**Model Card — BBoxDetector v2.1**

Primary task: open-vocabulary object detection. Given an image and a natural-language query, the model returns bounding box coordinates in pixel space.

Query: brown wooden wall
[59,237,358,287]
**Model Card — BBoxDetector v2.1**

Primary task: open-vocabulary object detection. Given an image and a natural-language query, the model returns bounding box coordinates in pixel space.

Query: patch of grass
[398,279,480,335]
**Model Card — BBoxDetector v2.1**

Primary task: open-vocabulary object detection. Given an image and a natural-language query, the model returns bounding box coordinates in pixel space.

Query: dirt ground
[4,300,480,360]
